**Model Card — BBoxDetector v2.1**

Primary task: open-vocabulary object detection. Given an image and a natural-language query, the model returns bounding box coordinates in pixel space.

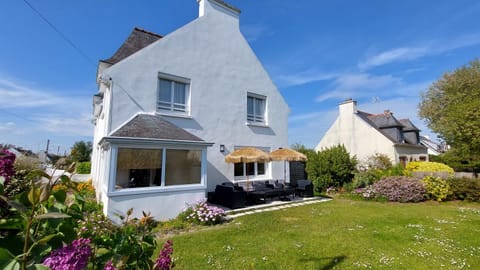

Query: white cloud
[0,122,15,131]
[241,24,271,42]
[315,73,402,102]
[358,33,480,70]
[288,109,338,148]
[0,78,70,108]
[36,113,93,137]
[358,47,428,70]
[274,70,338,88]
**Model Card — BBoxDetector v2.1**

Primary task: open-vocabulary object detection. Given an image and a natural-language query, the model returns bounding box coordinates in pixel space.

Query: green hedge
[446,177,480,202]
[76,161,91,174]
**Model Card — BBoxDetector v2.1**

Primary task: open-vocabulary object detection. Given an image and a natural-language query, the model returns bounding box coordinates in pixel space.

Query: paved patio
[210,197,332,219]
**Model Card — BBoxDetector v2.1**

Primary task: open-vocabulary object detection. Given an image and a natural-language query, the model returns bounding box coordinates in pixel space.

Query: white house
[91,0,289,221]
[316,99,428,165]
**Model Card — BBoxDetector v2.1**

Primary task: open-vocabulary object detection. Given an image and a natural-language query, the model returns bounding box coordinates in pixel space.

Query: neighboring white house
[315,99,428,165]
[420,135,449,156]
[91,0,289,221]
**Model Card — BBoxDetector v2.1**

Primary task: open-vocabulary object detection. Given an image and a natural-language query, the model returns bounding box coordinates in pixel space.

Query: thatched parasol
[270,148,307,162]
[224,147,271,163]
[225,147,271,189]
[270,148,307,188]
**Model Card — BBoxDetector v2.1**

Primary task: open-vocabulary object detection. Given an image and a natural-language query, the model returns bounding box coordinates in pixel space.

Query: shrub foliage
[446,177,480,202]
[76,161,91,174]
[372,176,426,202]
[422,176,450,202]
[306,144,357,191]
[405,161,454,177]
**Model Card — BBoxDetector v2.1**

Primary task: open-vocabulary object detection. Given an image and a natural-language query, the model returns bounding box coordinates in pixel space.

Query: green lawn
[165,198,480,269]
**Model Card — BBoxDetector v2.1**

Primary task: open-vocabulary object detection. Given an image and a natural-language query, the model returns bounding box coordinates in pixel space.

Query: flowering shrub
[422,176,450,201]
[42,238,92,270]
[154,240,175,270]
[182,200,225,225]
[405,161,454,177]
[0,149,15,183]
[372,176,426,202]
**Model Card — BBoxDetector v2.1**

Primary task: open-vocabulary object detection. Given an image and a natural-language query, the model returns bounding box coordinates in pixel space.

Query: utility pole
[45,139,50,154]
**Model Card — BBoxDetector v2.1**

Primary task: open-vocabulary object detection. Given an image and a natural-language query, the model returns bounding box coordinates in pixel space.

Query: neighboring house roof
[102,27,163,65]
[420,135,447,155]
[356,110,422,146]
[110,114,204,142]
[399,119,420,132]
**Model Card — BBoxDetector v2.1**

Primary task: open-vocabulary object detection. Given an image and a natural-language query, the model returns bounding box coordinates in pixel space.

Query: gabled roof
[111,114,204,142]
[102,27,162,65]
[356,110,420,145]
[399,119,420,132]
[365,112,403,128]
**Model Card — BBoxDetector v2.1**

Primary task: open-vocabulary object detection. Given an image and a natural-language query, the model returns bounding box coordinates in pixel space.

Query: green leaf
[28,264,50,270]
[0,218,24,230]
[37,233,58,245]
[7,200,27,213]
[59,175,71,185]
[35,212,70,220]
[39,183,51,203]
[0,248,19,270]
[27,170,51,181]
[53,189,67,203]
[28,188,41,205]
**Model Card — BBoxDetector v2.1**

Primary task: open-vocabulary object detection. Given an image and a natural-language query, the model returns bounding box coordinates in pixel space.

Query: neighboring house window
[247,93,266,124]
[115,147,201,189]
[419,156,427,161]
[157,73,190,114]
[234,162,266,177]
[399,156,407,167]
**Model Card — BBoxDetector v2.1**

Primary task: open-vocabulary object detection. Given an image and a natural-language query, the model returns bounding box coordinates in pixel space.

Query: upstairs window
[157,73,190,114]
[247,93,266,124]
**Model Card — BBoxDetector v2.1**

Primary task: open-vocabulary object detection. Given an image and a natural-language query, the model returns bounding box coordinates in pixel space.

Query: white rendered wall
[106,188,206,223]
[100,1,289,193]
[316,101,396,163]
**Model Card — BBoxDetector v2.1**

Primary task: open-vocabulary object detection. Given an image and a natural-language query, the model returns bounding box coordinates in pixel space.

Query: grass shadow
[298,255,347,270]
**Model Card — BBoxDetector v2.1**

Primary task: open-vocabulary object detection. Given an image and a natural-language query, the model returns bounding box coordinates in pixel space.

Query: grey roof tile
[102,27,162,65]
[111,114,204,142]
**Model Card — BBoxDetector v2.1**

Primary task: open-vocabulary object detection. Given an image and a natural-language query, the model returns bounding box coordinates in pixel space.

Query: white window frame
[247,92,267,125]
[157,72,191,116]
[234,162,267,179]
[107,143,208,197]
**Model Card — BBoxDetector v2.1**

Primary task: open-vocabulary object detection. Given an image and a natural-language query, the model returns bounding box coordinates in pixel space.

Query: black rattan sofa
[295,179,314,197]
[208,182,246,209]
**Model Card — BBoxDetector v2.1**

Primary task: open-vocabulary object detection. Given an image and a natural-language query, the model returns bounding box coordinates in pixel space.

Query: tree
[418,59,480,170]
[70,141,92,162]
[306,144,357,192]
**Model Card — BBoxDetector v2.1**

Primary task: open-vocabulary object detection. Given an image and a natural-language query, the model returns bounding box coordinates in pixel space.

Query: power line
[0,107,36,123]
[22,0,96,67]
[21,0,146,114]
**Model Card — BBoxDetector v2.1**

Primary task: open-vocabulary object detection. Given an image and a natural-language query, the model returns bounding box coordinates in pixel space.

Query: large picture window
[247,93,266,124]
[157,74,190,114]
[115,147,202,190]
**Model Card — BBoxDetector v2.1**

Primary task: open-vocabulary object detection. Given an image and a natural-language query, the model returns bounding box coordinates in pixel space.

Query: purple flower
[154,240,174,270]
[42,238,92,270]
[104,260,116,270]
[0,149,15,184]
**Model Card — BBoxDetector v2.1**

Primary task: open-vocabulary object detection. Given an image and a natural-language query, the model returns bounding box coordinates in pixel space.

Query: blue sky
[1,0,479,154]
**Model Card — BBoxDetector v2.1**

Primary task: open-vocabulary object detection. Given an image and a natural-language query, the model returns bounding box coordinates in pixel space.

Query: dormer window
[157,72,190,115]
[247,93,266,124]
